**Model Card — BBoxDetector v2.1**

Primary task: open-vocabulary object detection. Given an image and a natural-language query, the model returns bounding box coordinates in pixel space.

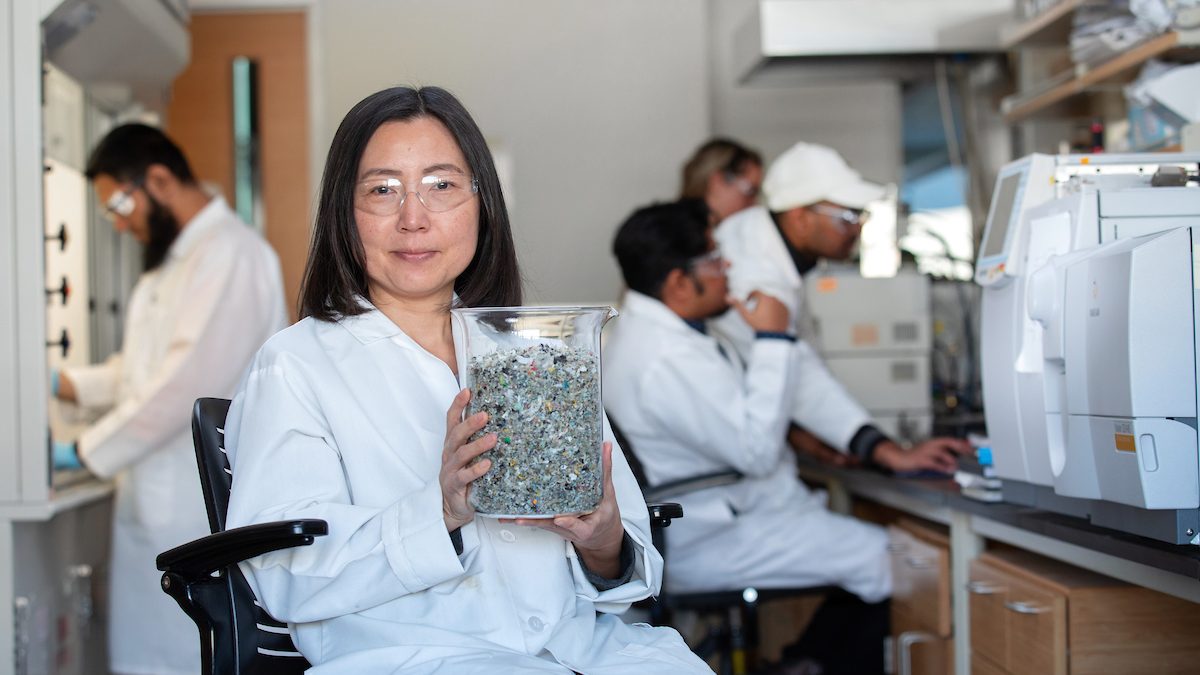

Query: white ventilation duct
[734,0,1012,79]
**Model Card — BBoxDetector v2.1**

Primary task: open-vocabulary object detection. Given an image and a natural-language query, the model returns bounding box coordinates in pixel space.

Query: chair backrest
[608,411,743,502]
[193,397,234,532]
[606,413,652,489]
[189,398,311,675]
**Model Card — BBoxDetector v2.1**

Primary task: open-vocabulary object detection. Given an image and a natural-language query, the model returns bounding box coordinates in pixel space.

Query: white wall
[707,0,903,186]
[314,0,709,304]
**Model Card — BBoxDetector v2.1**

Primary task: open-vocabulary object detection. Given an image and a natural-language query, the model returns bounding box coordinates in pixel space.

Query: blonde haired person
[680,138,763,223]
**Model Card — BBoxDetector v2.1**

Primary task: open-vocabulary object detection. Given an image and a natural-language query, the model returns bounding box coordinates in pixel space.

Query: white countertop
[0,478,113,521]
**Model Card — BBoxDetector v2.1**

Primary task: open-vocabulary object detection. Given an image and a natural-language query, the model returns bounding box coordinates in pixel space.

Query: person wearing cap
[714,141,970,478]
[679,138,764,223]
[606,199,894,674]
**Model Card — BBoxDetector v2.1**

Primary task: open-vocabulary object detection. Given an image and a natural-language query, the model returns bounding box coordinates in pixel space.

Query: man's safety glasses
[687,249,726,277]
[355,173,480,216]
[808,203,870,230]
[103,184,139,222]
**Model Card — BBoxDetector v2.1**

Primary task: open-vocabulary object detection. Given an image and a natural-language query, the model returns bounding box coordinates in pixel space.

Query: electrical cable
[934,58,981,412]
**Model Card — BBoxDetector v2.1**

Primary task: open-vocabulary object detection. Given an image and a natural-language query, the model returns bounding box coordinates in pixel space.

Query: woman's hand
[509,442,626,579]
[441,388,497,532]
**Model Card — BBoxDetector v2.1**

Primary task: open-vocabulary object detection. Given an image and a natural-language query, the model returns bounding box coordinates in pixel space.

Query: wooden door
[167,11,309,322]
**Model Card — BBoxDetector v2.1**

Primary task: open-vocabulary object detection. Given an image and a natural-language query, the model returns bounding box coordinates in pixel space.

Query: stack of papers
[1070,1,1159,68]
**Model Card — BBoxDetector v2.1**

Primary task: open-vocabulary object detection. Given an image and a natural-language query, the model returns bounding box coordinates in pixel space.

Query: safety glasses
[808,203,870,230]
[103,183,139,222]
[355,173,480,216]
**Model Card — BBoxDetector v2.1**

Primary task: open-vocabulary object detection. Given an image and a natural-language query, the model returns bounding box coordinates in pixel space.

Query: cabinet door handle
[904,555,935,569]
[967,581,1003,595]
[897,630,937,675]
[1005,600,1050,614]
[887,542,909,553]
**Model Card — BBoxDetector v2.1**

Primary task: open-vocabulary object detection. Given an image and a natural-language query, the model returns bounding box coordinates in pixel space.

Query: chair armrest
[643,470,744,501]
[647,502,683,529]
[156,519,328,578]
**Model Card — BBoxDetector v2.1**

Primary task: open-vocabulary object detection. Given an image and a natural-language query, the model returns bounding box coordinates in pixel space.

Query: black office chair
[158,397,682,675]
[157,398,323,674]
[608,414,833,675]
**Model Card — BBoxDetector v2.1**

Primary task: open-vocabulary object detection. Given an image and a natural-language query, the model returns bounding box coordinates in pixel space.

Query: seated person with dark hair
[224,86,709,674]
[603,199,892,674]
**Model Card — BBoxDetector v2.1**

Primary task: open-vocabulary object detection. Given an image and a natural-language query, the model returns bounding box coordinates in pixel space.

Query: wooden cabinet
[892,607,953,675]
[887,519,952,675]
[968,549,1200,674]
[972,652,1008,675]
[1002,573,1067,674]
[966,557,1008,669]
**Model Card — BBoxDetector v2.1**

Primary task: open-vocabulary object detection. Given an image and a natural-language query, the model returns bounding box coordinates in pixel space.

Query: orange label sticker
[1114,433,1136,452]
[851,324,879,347]
[816,277,838,293]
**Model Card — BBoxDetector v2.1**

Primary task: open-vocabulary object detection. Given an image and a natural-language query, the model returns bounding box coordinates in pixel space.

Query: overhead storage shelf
[1001,0,1091,49]
[1001,31,1200,124]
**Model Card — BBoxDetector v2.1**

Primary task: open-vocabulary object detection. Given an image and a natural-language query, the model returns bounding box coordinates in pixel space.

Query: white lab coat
[603,291,890,602]
[65,197,287,675]
[714,205,871,451]
[223,305,709,674]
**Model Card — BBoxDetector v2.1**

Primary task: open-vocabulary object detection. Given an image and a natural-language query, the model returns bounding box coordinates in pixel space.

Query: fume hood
[42,0,189,112]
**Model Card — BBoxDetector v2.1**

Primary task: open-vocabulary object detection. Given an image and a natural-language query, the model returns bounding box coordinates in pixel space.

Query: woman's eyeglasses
[723,171,760,199]
[355,173,479,216]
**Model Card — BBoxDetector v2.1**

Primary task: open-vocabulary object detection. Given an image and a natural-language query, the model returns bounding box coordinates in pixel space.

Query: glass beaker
[450,305,618,518]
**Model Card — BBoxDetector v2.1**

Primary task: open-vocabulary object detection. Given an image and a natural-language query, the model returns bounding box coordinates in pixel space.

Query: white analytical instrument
[805,266,933,444]
[976,153,1200,544]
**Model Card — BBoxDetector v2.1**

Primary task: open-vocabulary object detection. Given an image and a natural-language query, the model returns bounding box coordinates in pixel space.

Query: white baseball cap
[763,142,886,212]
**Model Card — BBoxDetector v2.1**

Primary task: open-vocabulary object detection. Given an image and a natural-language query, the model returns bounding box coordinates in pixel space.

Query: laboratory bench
[795,457,1200,675]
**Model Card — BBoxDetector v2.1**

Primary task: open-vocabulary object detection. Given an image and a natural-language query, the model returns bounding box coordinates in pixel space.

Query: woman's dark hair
[612,199,710,299]
[85,123,196,184]
[299,86,522,321]
[679,138,762,200]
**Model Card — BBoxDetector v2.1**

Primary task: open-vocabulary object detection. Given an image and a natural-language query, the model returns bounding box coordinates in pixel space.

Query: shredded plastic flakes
[467,343,602,516]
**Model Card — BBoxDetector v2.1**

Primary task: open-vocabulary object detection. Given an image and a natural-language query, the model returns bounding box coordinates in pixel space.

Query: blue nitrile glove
[50,368,60,398]
[52,440,82,470]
